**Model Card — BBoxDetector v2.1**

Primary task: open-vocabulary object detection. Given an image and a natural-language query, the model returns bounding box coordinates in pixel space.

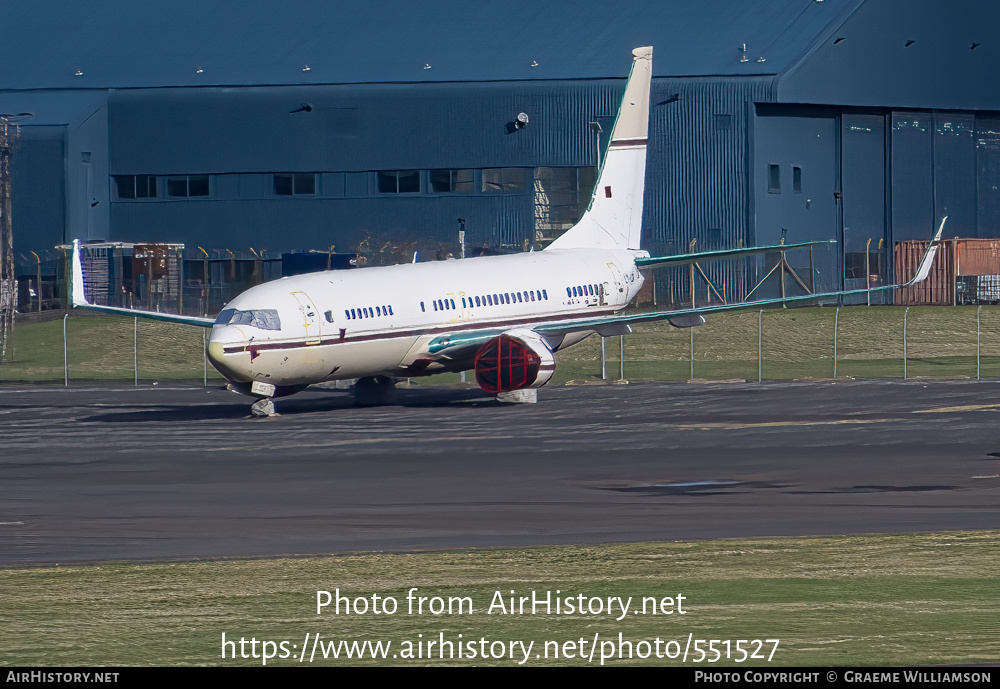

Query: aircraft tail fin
[547,46,652,252]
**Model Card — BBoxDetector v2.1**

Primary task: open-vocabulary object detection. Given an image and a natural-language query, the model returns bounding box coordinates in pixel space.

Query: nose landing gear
[250,397,278,417]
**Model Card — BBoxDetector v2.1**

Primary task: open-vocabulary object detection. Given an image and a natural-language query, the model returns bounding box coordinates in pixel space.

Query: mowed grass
[4,306,1000,384]
[3,532,999,666]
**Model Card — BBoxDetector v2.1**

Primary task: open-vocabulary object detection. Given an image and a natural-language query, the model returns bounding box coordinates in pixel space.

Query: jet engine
[473,329,555,393]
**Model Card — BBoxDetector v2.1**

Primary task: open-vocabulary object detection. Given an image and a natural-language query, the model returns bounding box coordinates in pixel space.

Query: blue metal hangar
[1,0,999,301]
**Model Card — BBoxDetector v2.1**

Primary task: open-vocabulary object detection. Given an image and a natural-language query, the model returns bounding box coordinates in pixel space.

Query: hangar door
[754,106,839,295]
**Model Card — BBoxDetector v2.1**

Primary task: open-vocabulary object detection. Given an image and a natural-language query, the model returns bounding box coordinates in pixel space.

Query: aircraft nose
[206,327,253,383]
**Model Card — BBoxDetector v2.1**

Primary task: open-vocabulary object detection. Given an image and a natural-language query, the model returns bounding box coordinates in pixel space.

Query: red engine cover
[474,331,554,393]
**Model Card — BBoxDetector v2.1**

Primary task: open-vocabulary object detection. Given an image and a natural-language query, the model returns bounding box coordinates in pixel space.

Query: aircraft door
[291,291,322,344]
[753,105,839,295]
[606,262,626,304]
[458,292,472,320]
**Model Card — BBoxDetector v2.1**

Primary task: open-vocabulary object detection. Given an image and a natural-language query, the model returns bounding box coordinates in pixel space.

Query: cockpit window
[214,308,281,330]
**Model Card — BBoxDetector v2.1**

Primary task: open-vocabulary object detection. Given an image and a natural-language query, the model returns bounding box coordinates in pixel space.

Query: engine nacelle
[474,329,555,393]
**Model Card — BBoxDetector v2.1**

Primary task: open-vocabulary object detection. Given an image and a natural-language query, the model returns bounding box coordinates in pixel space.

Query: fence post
[63,313,68,386]
[601,336,606,380]
[834,307,839,379]
[134,316,138,386]
[903,307,909,380]
[977,305,981,381]
[619,335,624,381]
[690,327,694,381]
[203,328,208,387]
[758,309,763,383]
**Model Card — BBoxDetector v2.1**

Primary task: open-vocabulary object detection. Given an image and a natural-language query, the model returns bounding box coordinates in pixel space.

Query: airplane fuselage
[207,248,646,390]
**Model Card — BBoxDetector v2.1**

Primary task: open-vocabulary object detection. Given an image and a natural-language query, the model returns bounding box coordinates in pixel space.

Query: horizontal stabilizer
[636,240,836,270]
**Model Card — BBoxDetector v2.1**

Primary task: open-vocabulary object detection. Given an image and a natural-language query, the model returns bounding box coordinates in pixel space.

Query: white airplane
[71,46,945,415]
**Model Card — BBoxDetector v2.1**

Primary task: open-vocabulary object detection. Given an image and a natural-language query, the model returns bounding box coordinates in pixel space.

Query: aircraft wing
[70,239,216,328]
[537,217,947,338]
[635,239,836,270]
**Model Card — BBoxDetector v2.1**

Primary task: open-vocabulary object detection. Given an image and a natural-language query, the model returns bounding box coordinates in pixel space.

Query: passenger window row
[343,305,394,321]
[567,284,600,299]
[431,298,457,312]
[419,290,549,313]
[468,290,548,308]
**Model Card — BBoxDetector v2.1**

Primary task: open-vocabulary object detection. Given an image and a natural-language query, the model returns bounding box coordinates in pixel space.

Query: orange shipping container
[895,238,1000,305]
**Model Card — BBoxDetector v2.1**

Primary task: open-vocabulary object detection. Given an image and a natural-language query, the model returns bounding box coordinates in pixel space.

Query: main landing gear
[354,375,397,406]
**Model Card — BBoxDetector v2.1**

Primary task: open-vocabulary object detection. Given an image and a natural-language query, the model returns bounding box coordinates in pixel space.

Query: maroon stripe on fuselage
[609,138,647,147]
[221,309,618,354]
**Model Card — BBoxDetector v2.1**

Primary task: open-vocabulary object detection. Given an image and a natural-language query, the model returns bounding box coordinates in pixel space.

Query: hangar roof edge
[0,0,862,90]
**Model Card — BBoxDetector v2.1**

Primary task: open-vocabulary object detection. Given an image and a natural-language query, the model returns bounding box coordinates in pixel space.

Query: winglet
[70,239,90,307]
[907,216,947,285]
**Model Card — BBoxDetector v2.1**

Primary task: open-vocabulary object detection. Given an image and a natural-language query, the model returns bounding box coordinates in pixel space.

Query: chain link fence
[3,306,1000,386]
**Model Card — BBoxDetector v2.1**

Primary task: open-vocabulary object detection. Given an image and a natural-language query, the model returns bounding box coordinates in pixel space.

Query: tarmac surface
[1,379,999,566]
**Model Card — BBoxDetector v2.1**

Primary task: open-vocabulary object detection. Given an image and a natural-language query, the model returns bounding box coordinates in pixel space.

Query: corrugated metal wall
[109,81,621,174]
[644,77,776,305]
[107,80,625,254]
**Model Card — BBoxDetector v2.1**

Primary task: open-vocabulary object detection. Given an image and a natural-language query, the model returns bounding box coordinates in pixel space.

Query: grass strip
[3,531,998,666]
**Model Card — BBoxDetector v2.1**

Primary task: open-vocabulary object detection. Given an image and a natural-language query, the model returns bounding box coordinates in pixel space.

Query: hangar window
[114,175,157,199]
[430,169,475,193]
[274,173,316,196]
[793,167,802,194]
[768,165,780,194]
[482,168,527,193]
[167,175,210,198]
[377,170,420,194]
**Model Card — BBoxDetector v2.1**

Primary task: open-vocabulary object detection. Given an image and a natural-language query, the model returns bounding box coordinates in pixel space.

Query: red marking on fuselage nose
[249,345,260,362]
